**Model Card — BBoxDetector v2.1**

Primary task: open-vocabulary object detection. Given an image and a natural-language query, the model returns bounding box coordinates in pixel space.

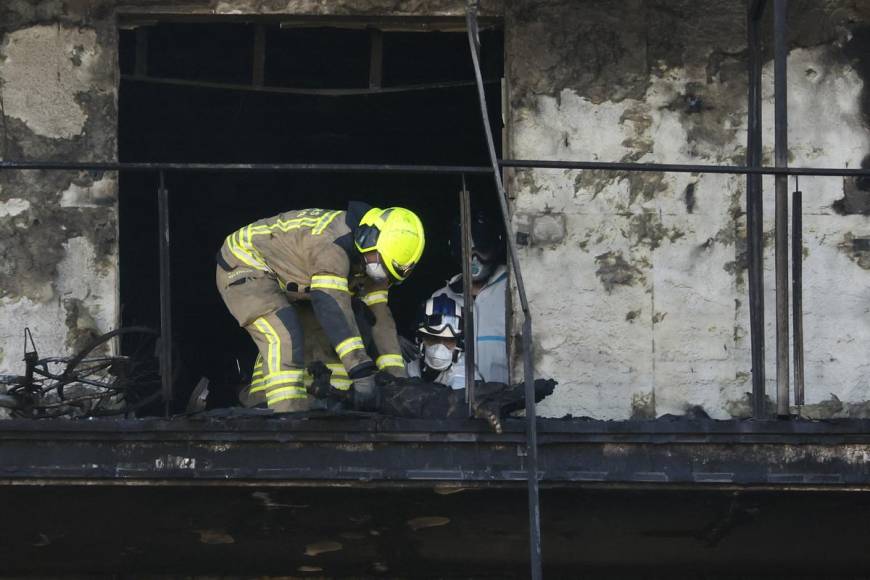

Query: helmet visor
[356,226,380,252]
[419,312,462,338]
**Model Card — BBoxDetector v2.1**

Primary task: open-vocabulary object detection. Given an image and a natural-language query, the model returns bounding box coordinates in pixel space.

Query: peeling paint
[630,391,656,420]
[0,198,30,217]
[510,0,870,420]
[0,25,103,139]
[59,174,116,208]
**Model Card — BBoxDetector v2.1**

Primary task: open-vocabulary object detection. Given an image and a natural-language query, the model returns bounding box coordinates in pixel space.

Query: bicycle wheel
[59,327,162,415]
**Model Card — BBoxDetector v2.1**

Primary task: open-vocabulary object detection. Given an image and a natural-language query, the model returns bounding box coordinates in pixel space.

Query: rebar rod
[157,171,173,417]
[774,0,790,418]
[793,186,805,407]
[459,179,476,414]
[747,0,768,419]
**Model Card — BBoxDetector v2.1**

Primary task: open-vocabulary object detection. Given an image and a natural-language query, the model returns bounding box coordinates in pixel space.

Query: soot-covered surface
[1,485,869,577]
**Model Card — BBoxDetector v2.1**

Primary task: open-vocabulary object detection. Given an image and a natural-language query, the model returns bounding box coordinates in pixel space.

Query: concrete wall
[0,2,119,380]
[506,0,870,419]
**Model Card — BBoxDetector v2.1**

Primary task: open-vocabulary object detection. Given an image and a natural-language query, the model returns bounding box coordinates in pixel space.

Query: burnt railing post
[774,0,790,417]
[747,0,768,419]
[459,177,476,413]
[157,171,174,416]
[792,181,805,407]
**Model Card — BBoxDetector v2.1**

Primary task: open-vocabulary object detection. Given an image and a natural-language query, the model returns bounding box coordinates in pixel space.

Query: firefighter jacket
[218,202,406,379]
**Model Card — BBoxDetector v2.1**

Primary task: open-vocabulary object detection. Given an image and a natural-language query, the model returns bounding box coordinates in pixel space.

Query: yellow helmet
[354,207,425,282]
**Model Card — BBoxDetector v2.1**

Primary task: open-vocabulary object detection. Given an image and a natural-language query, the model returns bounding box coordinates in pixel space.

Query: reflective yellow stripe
[266,386,308,404]
[310,275,349,293]
[335,336,365,359]
[376,354,405,370]
[252,354,263,378]
[226,234,267,270]
[331,378,352,388]
[238,228,266,264]
[251,370,304,388]
[361,290,389,306]
[271,217,321,232]
[312,210,342,235]
[251,379,303,393]
[253,318,281,374]
[228,212,343,271]
[326,363,349,377]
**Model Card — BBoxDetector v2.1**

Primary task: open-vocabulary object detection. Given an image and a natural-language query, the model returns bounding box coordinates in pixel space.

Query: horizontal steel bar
[2,417,870,438]
[123,74,499,96]
[501,158,870,177]
[1,159,868,177]
[0,161,492,174]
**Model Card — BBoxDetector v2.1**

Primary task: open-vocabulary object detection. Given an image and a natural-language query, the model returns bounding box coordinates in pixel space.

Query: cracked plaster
[508,0,870,420]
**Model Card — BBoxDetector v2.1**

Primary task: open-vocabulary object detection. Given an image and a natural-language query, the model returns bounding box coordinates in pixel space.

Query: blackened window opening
[118,22,504,411]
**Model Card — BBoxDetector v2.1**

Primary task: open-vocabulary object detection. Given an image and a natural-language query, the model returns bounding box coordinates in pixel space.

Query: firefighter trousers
[216,263,356,412]
[216,263,313,412]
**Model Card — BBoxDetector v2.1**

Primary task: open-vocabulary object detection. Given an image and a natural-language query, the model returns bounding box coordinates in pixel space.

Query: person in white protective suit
[431,210,508,384]
[406,294,466,389]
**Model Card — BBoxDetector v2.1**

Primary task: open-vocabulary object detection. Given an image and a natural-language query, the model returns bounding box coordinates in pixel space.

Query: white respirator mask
[366,261,389,282]
[424,343,454,371]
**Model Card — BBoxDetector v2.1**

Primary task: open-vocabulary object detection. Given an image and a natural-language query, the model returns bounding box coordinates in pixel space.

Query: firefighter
[407,294,466,389]
[432,210,508,384]
[216,202,424,412]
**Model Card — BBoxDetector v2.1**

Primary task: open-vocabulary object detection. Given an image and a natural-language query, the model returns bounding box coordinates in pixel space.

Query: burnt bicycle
[0,327,164,419]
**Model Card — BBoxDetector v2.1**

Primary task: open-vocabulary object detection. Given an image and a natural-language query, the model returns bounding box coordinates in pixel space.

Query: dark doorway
[118,21,504,410]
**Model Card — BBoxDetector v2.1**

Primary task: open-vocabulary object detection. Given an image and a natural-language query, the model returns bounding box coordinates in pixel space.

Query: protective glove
[399,335,419,362]
[352,373,379,411]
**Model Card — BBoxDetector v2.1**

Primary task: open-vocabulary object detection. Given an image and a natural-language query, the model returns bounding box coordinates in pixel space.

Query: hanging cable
[465,3,543,579]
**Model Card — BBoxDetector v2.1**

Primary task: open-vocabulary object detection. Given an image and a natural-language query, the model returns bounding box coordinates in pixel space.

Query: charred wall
[506,0,870,419]
[0,1,120,383]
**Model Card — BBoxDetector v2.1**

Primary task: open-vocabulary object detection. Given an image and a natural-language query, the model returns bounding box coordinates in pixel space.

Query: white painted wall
[508,12,870,419]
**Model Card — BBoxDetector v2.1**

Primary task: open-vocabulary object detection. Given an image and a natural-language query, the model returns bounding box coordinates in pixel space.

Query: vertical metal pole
[368,28,384,90]
[134,27,149,77]
[466,6,542,579]
[774,0,790,417]
[792,183,804,406]
[747,0,767,418]
[252,25,266,87]
[459,177,476,413]
[157,171,173,417]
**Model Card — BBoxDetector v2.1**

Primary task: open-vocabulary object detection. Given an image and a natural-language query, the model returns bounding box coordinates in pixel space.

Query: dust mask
[470,255,493,282]
[366,261,389,282]
[424,343,454,371]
